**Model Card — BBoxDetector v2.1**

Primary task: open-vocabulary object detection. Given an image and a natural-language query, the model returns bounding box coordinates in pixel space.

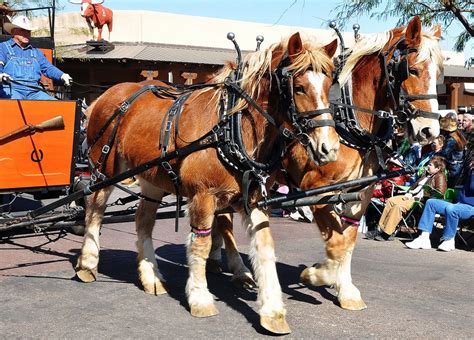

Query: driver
[0,15,72,100]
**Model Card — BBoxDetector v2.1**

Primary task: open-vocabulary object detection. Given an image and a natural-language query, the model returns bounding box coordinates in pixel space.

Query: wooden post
[450,83,460,109]
[181,72,197,85]
[140,70,158,80]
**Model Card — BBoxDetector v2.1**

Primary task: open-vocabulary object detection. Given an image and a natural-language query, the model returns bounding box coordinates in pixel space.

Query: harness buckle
[377,110,391,119]
[119,101,130,113]
[296,133,311,146]
[101,145,111,154]
[281,128,293,139]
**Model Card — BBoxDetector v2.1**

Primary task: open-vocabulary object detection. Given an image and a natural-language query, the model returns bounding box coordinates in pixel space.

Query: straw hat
[3,15,33,34]
[439,116,457,132]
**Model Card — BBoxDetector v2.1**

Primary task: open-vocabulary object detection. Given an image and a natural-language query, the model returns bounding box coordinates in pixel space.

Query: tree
[333,0,473,52]
[3,1,62,10]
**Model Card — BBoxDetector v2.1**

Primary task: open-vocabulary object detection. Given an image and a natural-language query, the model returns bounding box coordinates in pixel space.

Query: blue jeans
[418,198,474,240]
[0,85,56,100]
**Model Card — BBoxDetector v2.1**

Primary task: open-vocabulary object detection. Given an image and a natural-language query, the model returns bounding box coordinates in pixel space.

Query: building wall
[59,59,220,102]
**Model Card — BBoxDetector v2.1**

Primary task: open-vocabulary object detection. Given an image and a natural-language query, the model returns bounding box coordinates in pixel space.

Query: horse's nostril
[421,127,432,139]
[321,143,329,155]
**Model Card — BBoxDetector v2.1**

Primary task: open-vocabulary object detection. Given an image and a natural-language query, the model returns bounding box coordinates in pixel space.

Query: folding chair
[366,181,425,240]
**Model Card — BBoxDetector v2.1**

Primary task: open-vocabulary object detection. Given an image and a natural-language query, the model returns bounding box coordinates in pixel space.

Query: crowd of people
[365,110,474,252]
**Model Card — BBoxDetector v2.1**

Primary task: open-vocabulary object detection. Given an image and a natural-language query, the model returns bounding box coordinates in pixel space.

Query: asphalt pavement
[0,208,473,338]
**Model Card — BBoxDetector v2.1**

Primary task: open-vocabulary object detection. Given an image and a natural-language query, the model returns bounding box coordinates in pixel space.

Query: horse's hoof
[260,313,291,334]
[190,303,219,318]
[75,267,98,283]
[231,272,257,289]
[143,280,167,295]
[339,298,367,310]
[300,265,335,287]
[299,267,313,285]
[206,259,223,274]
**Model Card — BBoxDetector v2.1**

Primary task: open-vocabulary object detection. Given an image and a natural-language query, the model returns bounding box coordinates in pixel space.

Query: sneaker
[406,236,431,249]
[365,229,379,240]
[438,238,455,252]
[375,232,394,241]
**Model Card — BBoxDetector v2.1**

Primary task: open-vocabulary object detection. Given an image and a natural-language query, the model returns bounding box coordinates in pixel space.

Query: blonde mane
[339,32,390,84]
[339,26,443,85]
[203,36,334,115]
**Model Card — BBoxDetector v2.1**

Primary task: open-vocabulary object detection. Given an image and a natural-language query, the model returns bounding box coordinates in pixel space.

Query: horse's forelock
[414,33,444,73]
[287,41,334,76]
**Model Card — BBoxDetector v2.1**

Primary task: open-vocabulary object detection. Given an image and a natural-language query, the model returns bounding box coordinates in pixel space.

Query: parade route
[1,214,472,338]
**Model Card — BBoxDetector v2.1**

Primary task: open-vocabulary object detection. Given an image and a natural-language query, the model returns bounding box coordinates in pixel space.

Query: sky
[60,0,471,59]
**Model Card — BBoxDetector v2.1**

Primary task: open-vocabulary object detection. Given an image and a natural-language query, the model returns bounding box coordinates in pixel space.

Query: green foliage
[333,0,473,52]
[7,0,63,11]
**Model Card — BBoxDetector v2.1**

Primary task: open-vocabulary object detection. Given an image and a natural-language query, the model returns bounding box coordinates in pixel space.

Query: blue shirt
[0,38,63,81]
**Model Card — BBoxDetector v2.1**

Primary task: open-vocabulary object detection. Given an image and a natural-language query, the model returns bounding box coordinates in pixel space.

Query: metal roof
[59,42,248,65]
[444,65,474,79]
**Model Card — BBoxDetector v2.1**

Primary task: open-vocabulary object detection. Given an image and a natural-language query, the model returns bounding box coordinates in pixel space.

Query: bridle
[380,37,440,125]
[273,51,335,147]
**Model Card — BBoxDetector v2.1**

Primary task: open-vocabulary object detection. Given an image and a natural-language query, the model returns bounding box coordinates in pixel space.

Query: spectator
[372,159,410,201]
[439,116,467,187]
[0,15,72,100]
[406,164,474,251]
[462,113,473,143]
[366,156,447,241]
[403,142,422,168]
[417,135,445,171]
[457,113,464,130]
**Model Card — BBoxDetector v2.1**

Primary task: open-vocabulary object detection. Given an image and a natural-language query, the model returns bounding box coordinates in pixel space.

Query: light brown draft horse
[210,17,443,310]
[76,33,339,334]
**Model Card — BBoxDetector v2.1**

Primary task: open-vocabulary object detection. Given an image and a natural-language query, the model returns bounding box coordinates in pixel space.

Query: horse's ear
[433,24,442,39]
[405,16,422,46]
[288,32,303,59]
[324,39,338,58]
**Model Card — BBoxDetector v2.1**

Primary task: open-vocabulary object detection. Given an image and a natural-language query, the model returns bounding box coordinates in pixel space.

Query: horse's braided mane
[339,26,444,85]
[195,35,334,117]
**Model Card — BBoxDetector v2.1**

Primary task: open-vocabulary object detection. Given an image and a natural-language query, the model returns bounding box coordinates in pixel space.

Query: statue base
[86,40,115,54]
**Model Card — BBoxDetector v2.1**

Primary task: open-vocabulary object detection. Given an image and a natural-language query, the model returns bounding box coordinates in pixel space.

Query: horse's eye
[409,68,419,77]
[294,86,305,94]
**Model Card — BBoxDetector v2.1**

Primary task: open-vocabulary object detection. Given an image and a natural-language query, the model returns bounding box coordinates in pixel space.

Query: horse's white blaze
[185,234,215,307]
[306,71,338,163]
[244,209,285,316]
[428,61,439,114]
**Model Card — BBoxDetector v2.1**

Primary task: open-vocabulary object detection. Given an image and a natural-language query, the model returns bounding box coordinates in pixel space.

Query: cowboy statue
[0,15,72,100]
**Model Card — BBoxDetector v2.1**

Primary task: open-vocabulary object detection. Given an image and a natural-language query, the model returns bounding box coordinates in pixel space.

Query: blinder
[274,53,335,143]
[384,40,439,125]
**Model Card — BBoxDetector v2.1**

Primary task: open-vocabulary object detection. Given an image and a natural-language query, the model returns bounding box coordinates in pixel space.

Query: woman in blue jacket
[406,160,474,252]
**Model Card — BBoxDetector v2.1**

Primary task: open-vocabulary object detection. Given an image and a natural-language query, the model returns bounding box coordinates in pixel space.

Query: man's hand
[0,73,12,84]
[61,73,73,86]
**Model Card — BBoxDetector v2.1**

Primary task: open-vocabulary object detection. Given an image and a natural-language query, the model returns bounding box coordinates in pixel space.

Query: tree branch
[442,0,474,36]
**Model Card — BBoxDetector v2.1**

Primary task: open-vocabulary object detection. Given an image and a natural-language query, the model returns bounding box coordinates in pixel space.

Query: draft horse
[210,16,443,309]
[76,33,339,334]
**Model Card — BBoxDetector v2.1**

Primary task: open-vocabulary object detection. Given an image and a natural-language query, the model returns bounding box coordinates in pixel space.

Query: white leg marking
[244,209,285,316]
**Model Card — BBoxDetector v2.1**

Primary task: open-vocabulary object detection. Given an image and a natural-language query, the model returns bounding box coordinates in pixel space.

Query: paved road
[1,209,473,338]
